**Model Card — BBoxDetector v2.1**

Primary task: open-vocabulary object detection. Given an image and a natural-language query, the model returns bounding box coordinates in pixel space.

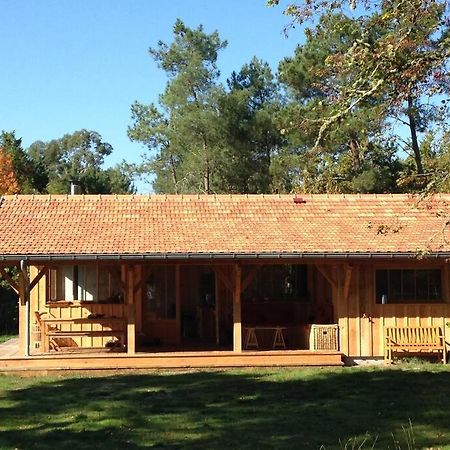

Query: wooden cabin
[1,193,450,367]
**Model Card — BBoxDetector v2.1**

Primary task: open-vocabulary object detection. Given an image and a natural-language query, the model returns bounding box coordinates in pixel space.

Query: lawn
[0,334,16,344]
[0,365,449,449]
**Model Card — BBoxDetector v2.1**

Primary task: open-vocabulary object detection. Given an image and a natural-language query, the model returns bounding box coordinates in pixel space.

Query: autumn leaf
[0,148,19,194]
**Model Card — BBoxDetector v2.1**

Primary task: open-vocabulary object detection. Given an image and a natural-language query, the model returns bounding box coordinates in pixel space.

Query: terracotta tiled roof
[1,194,450,259]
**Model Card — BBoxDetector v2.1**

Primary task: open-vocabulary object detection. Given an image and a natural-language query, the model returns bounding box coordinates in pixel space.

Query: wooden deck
[0,340,343,371]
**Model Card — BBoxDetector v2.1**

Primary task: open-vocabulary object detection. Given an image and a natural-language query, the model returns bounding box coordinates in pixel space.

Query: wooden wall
[29,264,132,351]
[335,261,450,358]
[28,259,450,357]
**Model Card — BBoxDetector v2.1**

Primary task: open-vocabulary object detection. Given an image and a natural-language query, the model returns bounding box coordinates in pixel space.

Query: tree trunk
[407,96,424,175]
[348,135,361,171]
[204,163,210,194]
[169,153,178,194]
[202,135,210,194]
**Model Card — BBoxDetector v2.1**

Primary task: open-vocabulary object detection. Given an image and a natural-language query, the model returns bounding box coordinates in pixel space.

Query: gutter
[0,251,447,262]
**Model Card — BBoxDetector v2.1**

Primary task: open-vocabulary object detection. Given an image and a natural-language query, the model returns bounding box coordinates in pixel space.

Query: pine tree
[128,20,227,194]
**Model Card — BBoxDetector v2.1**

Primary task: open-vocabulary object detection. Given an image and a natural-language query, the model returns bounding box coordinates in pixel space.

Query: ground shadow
[0,366,449,449]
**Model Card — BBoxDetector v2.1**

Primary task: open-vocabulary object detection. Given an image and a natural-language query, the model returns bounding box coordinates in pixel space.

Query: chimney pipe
[70,183,80,195]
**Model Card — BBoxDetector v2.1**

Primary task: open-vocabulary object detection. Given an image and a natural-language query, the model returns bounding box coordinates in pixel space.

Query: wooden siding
[336,262,450,358]
[29,265,130,351]
[26,260,450,359]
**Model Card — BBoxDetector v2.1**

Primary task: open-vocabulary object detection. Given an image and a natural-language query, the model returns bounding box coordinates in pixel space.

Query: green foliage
[128,10,449,195]
[216,58,283,193]
[27,130,135,194]
[0,131,44,193]
[399,130,450,192]
[129,21,284,194]
[3,5,449,197]
[129,19,227,194]
[272,0,450,188]
[277,13,404,193]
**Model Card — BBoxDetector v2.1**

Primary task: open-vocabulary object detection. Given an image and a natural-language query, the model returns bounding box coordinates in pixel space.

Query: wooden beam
[241,266,260,294]
[29,266,48,292]
[126,265,135,354]
[175,264,181,344]
[443,262,449,303]
[335,265,349,356]
[215,266,234,293]
[215,270,220,346]
[343,264,353,302]
[119,266,127,295]
[0,268,19,294]
[233,264,242,353]
[18,270,29,356]
[341,263,352,359]
[133,278,144,295]
[134,264,143,333]
[315,264,337,290]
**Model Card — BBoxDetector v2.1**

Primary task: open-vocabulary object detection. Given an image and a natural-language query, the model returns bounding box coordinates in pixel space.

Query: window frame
[374,265,445,305]
[143,265,176,319]
[242,264,309,303]
[46,264,122,304]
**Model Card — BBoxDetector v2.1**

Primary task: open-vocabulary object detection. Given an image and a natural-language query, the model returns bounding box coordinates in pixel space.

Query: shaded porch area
[25,261,338,355]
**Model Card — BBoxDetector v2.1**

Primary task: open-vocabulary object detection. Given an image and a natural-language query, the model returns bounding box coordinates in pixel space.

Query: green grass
[0,365,449,449]
[0,334,16,344]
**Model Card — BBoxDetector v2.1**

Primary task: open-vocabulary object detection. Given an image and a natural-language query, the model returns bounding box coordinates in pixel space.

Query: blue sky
[0,0,303,192]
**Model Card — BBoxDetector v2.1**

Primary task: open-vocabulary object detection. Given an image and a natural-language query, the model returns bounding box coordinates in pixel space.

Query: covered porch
[2,258,347,367]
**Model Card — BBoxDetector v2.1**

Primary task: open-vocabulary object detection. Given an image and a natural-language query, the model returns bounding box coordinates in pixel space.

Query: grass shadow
[0,366,449,449]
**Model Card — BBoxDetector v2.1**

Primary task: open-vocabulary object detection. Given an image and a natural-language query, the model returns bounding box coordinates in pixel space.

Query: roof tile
[0,194,449,256]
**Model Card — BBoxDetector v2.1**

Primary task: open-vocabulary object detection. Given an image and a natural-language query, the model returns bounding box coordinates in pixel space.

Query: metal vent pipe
[70,183,81,195]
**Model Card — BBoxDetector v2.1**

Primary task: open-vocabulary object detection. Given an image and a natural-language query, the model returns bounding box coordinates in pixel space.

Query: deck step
[0,351,343,372]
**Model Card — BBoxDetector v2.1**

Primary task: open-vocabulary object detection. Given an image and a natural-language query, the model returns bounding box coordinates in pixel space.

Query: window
[47,265,122,303]
[144,266,176,319]
[375,269,442,304]
[199,272,215,307]
[243,264,308,302]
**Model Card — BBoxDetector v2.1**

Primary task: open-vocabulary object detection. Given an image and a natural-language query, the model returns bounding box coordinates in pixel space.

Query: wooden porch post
[18,263,30,357]
[126,265,136,354]
[215,271,220,346]
[335,264,350,356]
[233,264,242,353]
[175,264,181,344]
[134,264,143,333]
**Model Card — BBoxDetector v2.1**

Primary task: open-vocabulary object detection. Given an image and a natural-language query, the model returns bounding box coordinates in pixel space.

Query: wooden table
[243,326,287,350]
[41,317,126,352]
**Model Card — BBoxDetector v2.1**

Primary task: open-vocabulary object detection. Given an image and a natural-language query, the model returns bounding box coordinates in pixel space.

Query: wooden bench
[45,330,125,352]
[41,317,126,352]
[385,326,447,364]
